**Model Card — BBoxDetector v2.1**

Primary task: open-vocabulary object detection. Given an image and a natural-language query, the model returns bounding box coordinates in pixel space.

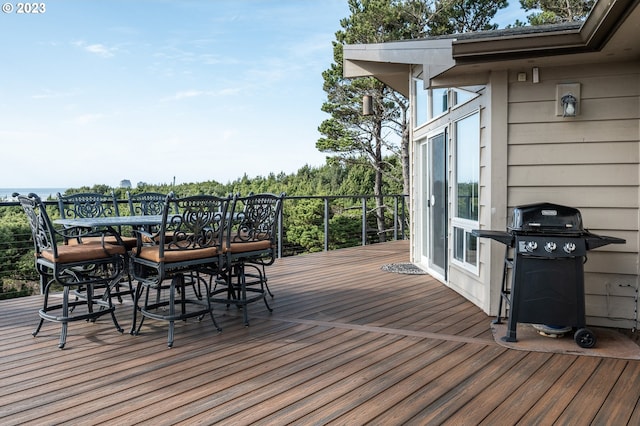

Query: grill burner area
[474,202,625,348]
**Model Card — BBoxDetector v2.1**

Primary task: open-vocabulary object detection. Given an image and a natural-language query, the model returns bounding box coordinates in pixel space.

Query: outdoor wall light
[556,83,581,117]
[561,93,577,117]
[362,95,373,116]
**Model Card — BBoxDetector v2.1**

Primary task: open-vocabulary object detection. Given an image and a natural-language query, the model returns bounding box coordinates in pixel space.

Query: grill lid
[509,202,583,233]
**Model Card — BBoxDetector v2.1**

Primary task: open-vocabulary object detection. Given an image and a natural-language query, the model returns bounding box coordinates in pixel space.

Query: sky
[0,0,527,189]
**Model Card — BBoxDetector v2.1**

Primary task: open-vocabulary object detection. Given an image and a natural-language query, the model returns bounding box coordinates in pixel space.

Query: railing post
[324,197,329,252]
[362,197,367,246]
[277,199,283,258]
[401,195,406,239]
[393,196,398,240]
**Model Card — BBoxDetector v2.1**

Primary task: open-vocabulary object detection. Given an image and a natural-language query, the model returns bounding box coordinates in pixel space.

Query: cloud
[31,89,77,100]
[73,40,117,58]
[173,90,205,100]
[86,44,115,57]
[73,113,105,125]
[161,87,241,102]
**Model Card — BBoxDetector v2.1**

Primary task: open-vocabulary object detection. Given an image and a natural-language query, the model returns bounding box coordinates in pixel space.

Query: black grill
[474,202,625,348]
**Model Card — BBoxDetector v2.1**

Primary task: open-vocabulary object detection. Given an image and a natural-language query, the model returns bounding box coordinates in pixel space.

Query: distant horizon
[0,187,69,201]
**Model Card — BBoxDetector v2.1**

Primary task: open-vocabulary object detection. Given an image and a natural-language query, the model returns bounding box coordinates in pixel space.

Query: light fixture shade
[556,83,580,117]
[561,93,577,117]
[362,95,373,116]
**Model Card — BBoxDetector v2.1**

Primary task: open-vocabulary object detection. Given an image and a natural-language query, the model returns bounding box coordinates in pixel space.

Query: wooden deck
[2,240,640,425]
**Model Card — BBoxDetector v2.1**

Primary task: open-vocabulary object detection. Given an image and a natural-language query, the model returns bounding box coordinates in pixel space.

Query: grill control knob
[525,241,538,252]
[564,242,576,253]
[545,242,557,253]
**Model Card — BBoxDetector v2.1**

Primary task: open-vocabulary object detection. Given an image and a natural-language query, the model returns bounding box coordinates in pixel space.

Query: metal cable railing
[0,194,408,298]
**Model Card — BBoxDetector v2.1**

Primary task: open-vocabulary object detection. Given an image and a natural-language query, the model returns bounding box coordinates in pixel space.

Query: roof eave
[343,39,455,96]
[342,0,638,91]
[452,0,636,62]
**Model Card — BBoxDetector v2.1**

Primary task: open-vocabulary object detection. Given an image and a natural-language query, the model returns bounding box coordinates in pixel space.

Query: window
[452,112,479,271]
[452,88,477,107]
[413,79,450,128]
[431,88,448,117]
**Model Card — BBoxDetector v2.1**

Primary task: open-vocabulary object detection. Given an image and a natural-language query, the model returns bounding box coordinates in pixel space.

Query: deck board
[1,240,640,425]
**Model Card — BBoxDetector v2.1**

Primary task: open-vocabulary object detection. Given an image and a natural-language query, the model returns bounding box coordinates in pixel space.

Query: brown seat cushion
[67,235,138,249]
[41,242,126,263]
[136,246,218,263]
[223,240,272,254]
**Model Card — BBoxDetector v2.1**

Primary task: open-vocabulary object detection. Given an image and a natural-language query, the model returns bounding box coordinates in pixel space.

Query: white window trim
[451,218,479,274]
[451,110,480,274]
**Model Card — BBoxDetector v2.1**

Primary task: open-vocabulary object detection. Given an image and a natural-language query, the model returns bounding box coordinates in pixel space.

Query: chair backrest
[226,192,285,254]
[57,192,117,219]
[156,193,231,263]
[127,191,169,216]
[15,193,59,258]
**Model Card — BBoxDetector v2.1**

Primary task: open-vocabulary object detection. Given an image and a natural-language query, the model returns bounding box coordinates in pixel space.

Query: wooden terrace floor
[2,240,640,425]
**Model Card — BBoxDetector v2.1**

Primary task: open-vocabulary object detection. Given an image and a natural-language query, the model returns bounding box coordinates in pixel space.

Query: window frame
[451,110,480,273]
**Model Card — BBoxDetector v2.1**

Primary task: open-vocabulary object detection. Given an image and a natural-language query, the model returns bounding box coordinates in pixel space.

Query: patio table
[54,215,165,229]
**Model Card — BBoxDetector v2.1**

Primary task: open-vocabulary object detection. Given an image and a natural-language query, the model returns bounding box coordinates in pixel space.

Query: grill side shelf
[583,232,626,250]
[472,230,514,247]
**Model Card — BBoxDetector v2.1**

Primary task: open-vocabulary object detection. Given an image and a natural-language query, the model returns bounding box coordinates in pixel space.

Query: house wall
[506,60,640,329]
[410,59,639,329]
[477,71,509,316]
[410,65,496,312]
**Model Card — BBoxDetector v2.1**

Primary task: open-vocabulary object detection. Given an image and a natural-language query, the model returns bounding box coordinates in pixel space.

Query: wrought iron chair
[125,191,180,242]
[211,192,284,326]
[127,191,177,217]
[57,191,137,248]
[129,193,230,347]
[58,191,135,301]
[126,191,193,302]
[15,193,125,349]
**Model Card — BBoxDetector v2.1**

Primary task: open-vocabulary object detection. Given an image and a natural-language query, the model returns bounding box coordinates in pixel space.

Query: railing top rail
[283,194,407,201]
[1,194,408,207]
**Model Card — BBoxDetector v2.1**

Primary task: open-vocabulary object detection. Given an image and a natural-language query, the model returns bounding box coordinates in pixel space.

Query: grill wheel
[574,328,597,348]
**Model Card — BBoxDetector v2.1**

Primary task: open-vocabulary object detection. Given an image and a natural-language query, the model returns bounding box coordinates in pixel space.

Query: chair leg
[103,283,123,333]
[167,275,179,348]
[134,285,150,336]
[255,265,273,313]
[32,319,44,338]
[130,281,144,335]
[58,286,71,349]
[33,278,52,338]
[261,265,274,298]
[239,266,249,327]
[206,277,221,331]
[245,263,273,313]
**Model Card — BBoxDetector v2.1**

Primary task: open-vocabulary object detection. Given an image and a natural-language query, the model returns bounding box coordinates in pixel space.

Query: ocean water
[0,188,68,201]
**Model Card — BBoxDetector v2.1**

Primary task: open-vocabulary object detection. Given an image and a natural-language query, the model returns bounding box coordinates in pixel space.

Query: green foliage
[427,0,508,35]
[520,0,594,24]
[0,206,40,297]
[284,198,325,253]
[0,160,408,298]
